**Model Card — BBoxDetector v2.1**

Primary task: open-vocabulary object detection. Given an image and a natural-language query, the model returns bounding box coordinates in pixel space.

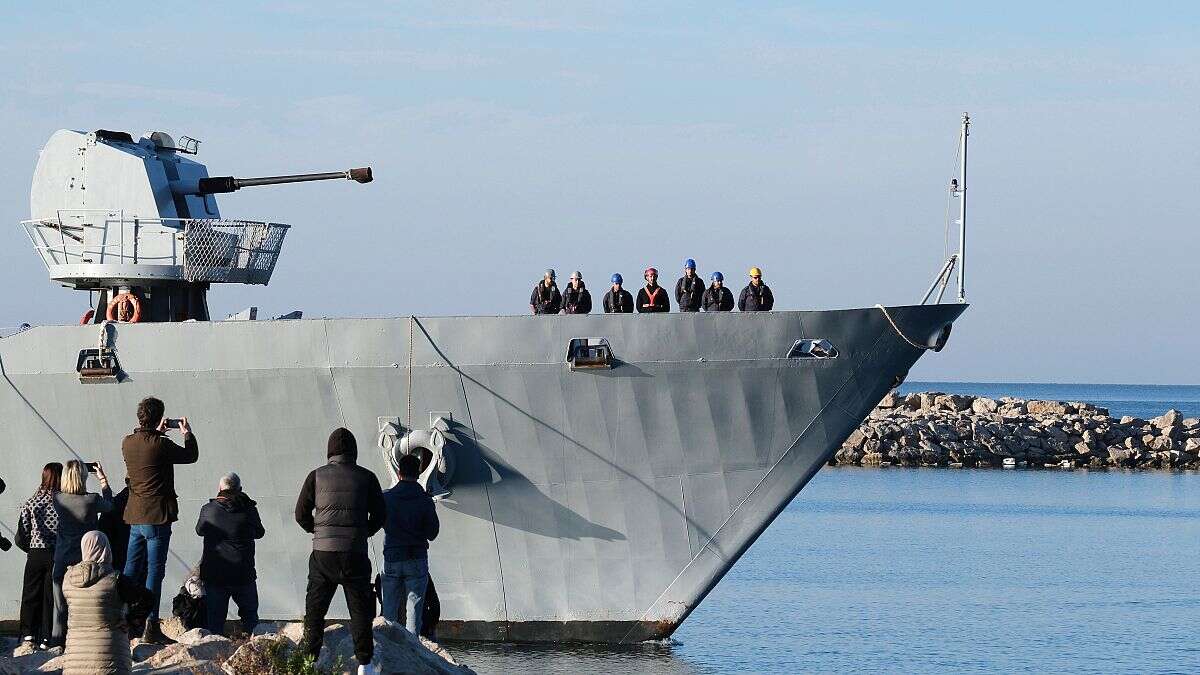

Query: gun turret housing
[22,129,372,322]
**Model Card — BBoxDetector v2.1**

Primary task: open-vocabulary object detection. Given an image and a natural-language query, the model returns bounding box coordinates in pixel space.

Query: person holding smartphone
[121,397,199,644]
[50,459,113,645]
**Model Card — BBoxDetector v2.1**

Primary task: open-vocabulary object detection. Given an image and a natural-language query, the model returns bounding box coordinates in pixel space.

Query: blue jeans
[206,582,259,635]
[381,558,428,636]
[123,524,172,620]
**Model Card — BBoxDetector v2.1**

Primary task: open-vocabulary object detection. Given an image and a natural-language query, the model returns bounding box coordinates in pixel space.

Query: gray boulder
[971,397,998,414]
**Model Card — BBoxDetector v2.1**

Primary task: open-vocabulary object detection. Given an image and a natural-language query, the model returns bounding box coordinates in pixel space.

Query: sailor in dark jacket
[197,473,265,635]
[529,269,562,315]
[380,455,440,636]
[636,268,671,313]
[675,258,704,312]
[738,266,775,311]
[561,271,592,314]
[603,274,634,313]
[702,271,735,311]
[295,428,386,671]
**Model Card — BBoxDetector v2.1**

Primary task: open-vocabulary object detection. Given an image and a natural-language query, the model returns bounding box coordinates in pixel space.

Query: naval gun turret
[21,129,371,323]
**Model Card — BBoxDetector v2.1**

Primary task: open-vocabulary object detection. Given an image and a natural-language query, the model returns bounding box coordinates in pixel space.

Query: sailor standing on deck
[675,259,704,312]
[529,269,562,315]
[738,267,774,311]
[703,272,735,311]
[561,271,592,314]
[637,268,671,313]
[603,274,634,313]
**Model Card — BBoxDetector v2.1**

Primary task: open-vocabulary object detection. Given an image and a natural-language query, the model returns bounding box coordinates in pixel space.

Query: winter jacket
[703,286,735,312]
[121,428,199,525]
[18,489,59,550]
[529,282,562,314]
[62,561,148,675]
[382,481,440,561]
[54,490,113,571]
[636,284,671,313]
[675,275,704,312]
[562,283,592,314]
[738,283,774,311]
[295,428,386,553]
[197,489,266,585]
[603,288,634,313]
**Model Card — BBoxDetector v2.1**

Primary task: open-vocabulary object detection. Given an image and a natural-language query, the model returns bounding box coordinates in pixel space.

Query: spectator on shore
[16,463,62,650]
[51,460,113,646]
[62,531,152,675]
[197,472,265,636]
[97,479,130,577]
[296,428,386,675]
[121,397,199,644]
[381,454,440,636]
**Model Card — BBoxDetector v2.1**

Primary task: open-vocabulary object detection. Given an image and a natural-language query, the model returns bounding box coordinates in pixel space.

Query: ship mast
[956,113,969,303]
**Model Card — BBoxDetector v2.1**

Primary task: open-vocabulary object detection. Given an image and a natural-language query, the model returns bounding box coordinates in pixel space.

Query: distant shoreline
[834,392,1200,471]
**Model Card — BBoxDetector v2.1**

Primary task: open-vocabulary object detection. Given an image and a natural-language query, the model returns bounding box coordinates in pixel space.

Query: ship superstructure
[0,119,971,642]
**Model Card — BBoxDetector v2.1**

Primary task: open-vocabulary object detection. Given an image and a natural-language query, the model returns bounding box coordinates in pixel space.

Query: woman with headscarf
[16,462,63,650]
[62,531,150,675]
[51,460,113,645]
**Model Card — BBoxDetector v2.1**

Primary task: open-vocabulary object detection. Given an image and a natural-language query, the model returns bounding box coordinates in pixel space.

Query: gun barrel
[176,167,373,195]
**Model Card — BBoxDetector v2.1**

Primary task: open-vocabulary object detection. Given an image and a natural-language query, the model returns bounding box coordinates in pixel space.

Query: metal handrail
[19,210,290,285]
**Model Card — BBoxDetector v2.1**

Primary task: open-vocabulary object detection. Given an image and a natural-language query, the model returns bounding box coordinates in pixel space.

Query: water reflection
[451,639,707,675]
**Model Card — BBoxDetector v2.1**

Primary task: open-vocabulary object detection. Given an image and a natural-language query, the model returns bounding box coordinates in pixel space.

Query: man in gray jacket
[295,428,386,674]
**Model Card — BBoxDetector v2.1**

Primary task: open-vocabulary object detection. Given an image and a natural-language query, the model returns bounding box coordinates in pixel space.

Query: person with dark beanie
[380,454,440,636]
[295,428,386,675]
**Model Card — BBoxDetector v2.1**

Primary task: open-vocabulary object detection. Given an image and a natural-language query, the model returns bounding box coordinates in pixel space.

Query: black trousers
[20,548,54,641]
[303,550,376,666]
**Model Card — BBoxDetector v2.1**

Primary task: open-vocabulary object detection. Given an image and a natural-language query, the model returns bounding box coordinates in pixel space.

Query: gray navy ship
[0,117,971,643]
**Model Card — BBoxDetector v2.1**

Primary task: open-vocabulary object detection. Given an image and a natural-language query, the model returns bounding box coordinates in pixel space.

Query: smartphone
[164,418,182,429]
[84,462,99,473]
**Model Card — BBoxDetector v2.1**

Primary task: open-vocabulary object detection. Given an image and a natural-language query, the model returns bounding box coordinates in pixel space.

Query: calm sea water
[451,384,1200,674]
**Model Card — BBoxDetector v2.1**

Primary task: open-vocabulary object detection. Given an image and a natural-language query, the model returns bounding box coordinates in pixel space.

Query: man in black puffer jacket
[197,472,265,635]
[296,428,386,673]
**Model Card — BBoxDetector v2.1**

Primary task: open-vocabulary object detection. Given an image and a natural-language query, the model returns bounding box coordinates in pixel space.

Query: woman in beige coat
[62,531,149,675]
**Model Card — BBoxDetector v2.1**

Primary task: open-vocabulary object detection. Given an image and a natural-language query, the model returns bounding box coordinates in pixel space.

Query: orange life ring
[79,309,95,325]
[106,293,142,323]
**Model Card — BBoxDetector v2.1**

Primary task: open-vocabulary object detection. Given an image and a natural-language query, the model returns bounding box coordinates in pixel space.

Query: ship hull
[0,305,964,643]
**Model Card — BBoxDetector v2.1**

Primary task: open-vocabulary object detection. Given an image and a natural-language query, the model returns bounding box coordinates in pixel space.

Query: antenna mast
[956,113,969,302]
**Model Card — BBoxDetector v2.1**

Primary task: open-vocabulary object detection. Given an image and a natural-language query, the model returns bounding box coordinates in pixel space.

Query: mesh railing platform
[20,211,290,286]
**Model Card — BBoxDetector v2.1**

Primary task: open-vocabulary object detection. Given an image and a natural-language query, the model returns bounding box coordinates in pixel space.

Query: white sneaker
[357,664,378,675]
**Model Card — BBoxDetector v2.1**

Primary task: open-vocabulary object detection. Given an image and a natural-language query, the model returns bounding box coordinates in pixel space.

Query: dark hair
[137,397,165,429]
[398,454,422,479]
[40,462,63,493]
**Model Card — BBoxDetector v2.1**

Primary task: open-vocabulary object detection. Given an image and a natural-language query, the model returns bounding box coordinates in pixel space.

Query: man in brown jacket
[121,397,198,644]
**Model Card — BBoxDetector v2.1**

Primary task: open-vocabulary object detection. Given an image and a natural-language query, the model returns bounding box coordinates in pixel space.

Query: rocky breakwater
[834,392,1200,470]
[1,619,475,674]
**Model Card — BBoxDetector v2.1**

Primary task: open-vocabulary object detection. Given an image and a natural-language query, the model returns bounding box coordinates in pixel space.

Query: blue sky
[0,2,1196,384]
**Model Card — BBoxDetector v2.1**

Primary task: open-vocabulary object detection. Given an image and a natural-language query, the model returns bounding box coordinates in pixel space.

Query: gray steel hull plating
[0,305,964,642]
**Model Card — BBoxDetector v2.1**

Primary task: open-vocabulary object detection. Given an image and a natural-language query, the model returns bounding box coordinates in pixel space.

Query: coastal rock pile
[833,392,1200,470]
[0,620,474,674]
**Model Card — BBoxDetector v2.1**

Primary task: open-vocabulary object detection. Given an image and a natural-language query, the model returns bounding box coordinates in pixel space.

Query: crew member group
[531,259,774,314]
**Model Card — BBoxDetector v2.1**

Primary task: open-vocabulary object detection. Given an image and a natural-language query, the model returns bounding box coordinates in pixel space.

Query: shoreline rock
[1,620,474,674]
[833,392,1200,470]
